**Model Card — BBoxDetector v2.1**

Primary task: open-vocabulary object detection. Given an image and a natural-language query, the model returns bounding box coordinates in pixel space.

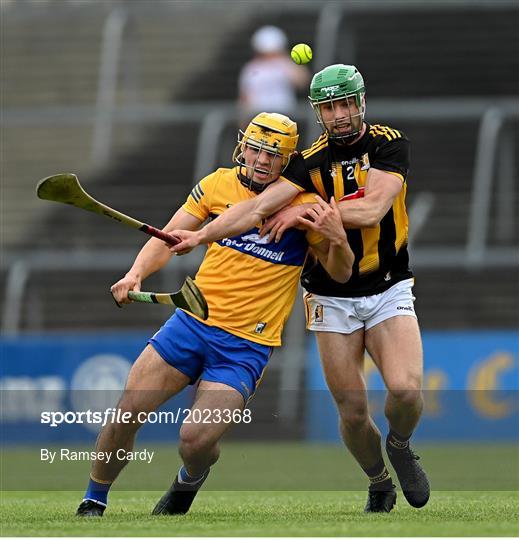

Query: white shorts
[303,278,417,334]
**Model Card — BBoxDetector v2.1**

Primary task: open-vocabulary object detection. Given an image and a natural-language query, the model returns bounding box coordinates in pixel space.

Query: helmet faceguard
[309,64,366,142]
[233,112,299,193]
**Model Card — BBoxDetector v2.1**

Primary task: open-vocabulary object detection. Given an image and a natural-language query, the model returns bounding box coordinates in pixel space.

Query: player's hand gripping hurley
[111,276,208,320]
[36,173,208,319]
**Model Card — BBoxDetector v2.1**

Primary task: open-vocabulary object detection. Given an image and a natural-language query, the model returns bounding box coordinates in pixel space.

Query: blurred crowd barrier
[1,330,517,443]
[2,0,518,333]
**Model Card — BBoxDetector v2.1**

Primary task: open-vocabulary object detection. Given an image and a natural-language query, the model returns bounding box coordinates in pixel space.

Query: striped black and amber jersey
[282,122,413,297]
[182,167,323,347]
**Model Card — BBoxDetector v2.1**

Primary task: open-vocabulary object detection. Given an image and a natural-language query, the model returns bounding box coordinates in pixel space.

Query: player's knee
[333,389,368,411]
[178,425,213,458]
[386,375,422,406]
[338,402,370,432]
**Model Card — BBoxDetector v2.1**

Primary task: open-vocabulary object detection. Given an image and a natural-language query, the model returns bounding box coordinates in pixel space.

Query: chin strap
[237,168,277,194]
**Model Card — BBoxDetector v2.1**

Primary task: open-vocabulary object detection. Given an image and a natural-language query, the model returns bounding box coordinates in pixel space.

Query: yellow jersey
[182,167,321,346]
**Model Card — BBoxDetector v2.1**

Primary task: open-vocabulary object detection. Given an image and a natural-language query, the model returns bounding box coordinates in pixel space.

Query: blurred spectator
[238,25,310,125]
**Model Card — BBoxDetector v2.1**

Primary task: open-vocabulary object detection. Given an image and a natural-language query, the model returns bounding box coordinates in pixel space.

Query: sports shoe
[364,484,397,513]
[76,499,105,517]
[386,439,430,508]
[152,470,209,515]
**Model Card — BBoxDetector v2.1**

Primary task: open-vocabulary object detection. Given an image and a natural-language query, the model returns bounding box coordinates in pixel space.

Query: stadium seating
[1,1,517,332]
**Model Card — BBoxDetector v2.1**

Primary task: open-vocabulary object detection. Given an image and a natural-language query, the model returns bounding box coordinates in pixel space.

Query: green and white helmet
[309,64,366,140]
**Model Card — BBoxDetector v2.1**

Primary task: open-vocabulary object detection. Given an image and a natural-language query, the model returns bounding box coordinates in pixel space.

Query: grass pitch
[1,442,518,536]
[1,490,518,537]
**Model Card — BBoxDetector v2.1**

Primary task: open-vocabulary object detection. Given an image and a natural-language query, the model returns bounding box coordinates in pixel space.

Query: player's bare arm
[261,169,403,240]
[111,209,202,304]
[298,196,353,283]
[338,168,403,228]
[259,202,313,242]
[170,180,300,252]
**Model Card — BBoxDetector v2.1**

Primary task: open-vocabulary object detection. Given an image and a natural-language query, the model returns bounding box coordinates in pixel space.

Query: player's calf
[75,407,152,517]
[178,424,221,474]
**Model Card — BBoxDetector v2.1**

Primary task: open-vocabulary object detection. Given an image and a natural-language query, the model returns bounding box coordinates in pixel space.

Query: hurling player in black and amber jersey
[171,64,430,514]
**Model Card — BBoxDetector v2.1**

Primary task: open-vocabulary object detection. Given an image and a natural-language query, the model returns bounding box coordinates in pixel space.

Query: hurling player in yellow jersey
[76,112,353,517]
[170,65,430,513]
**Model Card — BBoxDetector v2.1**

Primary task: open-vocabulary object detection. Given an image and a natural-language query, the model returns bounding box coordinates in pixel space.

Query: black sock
[387,429,411,450]
[363,458,393,491]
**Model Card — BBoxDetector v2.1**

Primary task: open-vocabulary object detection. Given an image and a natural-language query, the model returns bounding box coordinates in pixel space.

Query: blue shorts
[149,310,272,401]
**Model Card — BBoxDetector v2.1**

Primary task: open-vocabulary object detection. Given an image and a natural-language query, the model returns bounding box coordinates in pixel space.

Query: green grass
[1,490,518,536]
[1,442,518,536]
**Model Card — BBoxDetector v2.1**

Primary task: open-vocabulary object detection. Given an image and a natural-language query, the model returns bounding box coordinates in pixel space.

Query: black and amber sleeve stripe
[302,133,329,160]
[370,124,402,141]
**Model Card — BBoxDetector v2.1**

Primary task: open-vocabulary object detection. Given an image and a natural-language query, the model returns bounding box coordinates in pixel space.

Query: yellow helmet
[233,112,299,192]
